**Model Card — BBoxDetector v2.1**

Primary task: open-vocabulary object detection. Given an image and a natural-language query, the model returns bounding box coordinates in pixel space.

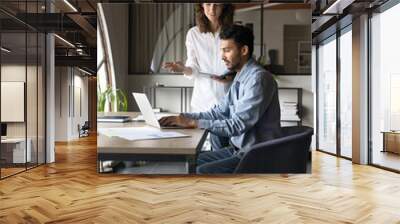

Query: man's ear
[241,45,249,58]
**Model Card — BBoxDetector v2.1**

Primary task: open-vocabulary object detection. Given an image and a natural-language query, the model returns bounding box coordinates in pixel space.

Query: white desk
[1,138,32,163]
[97,112,207,174]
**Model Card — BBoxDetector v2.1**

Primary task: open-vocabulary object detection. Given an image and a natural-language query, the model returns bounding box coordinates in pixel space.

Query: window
[317,36,337,154]
[370,2,400,171]
[339,27,352,158]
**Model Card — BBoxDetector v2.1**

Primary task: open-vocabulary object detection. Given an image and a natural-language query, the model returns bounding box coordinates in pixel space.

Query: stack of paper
[281,101,300,121]
[98,127,189,141]
[98,115,131,123]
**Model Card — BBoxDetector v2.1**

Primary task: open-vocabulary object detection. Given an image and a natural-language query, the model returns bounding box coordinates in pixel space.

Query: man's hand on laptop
[158,115,198,128]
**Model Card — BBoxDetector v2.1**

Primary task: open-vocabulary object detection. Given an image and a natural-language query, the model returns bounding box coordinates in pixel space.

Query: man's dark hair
[219,25,254,58]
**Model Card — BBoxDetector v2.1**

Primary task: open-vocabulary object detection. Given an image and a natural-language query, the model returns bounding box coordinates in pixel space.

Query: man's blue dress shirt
[183,58,282,156]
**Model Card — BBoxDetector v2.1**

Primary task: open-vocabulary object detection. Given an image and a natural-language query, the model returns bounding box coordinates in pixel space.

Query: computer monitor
[1,123,7,137]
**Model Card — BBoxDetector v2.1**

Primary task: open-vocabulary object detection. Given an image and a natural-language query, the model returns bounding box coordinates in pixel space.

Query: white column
[46,32,55,163]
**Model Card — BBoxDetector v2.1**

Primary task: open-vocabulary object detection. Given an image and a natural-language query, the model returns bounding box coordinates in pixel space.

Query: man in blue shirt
[159,25,281,174]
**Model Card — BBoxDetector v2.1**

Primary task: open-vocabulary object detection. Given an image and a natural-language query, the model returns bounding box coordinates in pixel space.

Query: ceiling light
[323,0,355,15]
[54,34,75,48]
[63,0,78,12]
[1,47,11,53]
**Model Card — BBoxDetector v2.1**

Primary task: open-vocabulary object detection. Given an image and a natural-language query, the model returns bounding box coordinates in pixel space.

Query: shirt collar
[234,57,256,83]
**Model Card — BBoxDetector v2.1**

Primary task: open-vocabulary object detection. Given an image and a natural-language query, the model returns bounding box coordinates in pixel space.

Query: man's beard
[224,60,240,71]
[227,60,241,71]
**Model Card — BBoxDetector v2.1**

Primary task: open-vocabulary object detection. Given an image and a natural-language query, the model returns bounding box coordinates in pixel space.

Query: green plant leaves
[97,86,128,112]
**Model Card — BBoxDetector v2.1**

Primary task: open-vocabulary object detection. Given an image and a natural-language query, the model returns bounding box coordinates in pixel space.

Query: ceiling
[1,0,311,75]
[1,0,98,74]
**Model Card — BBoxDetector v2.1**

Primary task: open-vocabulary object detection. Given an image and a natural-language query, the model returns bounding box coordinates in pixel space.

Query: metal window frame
[315,21,353,161]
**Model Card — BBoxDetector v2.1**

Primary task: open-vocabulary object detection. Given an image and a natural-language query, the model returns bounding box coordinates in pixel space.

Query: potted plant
[97,86,128,112]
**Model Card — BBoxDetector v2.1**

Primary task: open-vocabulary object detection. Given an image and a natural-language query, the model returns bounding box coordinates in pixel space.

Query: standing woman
[164,3,235,112]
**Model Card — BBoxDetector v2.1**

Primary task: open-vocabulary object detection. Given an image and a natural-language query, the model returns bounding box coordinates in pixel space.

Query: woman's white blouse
[185,26,230,112]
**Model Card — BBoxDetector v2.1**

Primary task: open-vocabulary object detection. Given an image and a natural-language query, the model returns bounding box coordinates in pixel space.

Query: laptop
[132,92,180,129]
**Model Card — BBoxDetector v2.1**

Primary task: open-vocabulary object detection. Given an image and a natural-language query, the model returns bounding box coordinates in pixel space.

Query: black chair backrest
[234,126,313,174]
[82,121,90,129]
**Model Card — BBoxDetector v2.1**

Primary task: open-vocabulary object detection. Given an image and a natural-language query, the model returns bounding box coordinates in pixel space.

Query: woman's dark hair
[195,3,234,33]
[220,24,254,58]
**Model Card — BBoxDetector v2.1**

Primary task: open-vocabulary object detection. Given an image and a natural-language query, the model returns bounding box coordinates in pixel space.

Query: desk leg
[382,133,386,152]
[184,88,188,112]
[187,155,196,174]
[153,87,157,108]
[180,88,183,113]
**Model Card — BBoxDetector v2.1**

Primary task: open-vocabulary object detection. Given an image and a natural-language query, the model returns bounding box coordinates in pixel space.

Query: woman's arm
[163,62,193,75]
[163,29,199,78]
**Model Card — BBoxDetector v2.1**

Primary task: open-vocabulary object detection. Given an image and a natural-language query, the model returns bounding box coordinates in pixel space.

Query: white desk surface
[97,112,207,155]
[1,138,27,143]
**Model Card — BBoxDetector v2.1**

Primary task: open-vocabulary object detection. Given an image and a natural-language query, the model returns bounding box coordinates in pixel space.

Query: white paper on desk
[98,127,189,141]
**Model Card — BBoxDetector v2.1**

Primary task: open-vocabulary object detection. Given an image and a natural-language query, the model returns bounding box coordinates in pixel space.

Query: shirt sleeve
[197,74,277,137]
[181,90,231,120]
[184,29,200,79]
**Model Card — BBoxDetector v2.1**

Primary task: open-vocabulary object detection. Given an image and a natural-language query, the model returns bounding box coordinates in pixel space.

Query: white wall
[55,67,89,141]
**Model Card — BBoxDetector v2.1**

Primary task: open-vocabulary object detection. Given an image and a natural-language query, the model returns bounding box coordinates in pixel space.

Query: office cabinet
[382,132,400,154]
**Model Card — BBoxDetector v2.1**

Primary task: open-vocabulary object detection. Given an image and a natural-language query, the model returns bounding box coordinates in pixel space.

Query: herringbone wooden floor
[1,135,400,224]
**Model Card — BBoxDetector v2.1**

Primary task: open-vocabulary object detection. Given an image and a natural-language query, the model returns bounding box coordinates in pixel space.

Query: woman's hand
[163,62,186,73]
[211,74,234,84]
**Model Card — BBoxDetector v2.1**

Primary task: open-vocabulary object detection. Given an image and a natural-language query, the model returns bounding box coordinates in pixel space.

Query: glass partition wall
[0,2,46,179]
[316,25,353,159]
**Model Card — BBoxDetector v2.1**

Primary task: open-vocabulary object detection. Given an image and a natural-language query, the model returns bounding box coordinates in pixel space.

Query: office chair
[234,126,313,174]
[79,121,90,138]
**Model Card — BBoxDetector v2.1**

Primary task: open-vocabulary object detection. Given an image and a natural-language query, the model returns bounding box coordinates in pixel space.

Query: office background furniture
[144,86,303,126]
[143,85,192,113]
[234,126,313,174]
[97,112,207,174]
[1,138,32,166]
[78,121,90,138]
[382,131,400,154]
[297,41,312,73]
[279,88,303,126]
